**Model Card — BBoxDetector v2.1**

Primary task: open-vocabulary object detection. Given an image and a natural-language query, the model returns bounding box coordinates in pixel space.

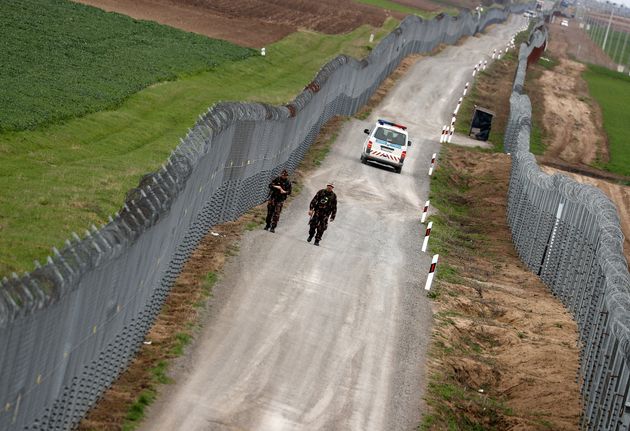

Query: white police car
[360,119,411,174]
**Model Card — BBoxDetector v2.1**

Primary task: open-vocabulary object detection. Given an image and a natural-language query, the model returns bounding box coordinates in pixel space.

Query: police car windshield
[374,127,405,146]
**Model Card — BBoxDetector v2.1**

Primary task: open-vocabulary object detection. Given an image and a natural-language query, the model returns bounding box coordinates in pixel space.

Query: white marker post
[497,49,502,60]
[261,47,266,56]
[424,254,440,291]
[369,33,374,43]
[421,200,430,223]
[421,221,433,252]
[454,97,463,115]
[440,125,447,143]
[447,125,454,143]
[463,82,469,96]
[492,49,496,59]
[472,66,477,77]
[483,60,487,71]
[428,153,437,175]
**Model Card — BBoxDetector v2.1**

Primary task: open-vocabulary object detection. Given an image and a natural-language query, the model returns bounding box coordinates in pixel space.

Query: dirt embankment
[426,147,581,430]
[529,22,630,261]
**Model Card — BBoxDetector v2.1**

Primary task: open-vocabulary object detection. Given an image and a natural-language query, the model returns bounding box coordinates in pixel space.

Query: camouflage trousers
[266,199,284,228]
[308,213,329,241]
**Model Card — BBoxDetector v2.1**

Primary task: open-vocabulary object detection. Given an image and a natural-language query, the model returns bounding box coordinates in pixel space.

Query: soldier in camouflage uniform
[265,170,292,233]
[307,182,337,246]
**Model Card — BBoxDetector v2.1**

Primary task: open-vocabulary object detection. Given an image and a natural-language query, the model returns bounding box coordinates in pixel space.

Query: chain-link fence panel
[505,22,630,430]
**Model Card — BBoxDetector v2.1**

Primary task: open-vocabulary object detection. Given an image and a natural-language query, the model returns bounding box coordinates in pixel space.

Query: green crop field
[582,64,630,176]
[0,2,399,276]
[0,0,254,132]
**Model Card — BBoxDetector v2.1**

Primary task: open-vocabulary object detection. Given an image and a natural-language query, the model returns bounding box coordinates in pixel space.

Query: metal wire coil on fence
[505,23,630,430]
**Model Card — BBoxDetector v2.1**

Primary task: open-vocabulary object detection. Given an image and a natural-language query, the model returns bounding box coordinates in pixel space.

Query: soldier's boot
[264,224,270,231]
[270,227,275,233]
[307,234,313,242]
[314,239,320,246]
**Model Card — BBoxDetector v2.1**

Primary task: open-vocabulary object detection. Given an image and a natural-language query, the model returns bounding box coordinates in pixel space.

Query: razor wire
[505,22,630,430]
[0,6,531,430]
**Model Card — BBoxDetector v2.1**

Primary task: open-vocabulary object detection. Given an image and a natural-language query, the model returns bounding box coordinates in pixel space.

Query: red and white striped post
[428,153,437,175]
[421,200,430,223]
[424,254,440,291]
[492,49,496,59]
[497,49,502,60]
[482,60,487,71]
[472,65,478,77]
[463,82,469,96]
[421,221,432,252]
[440,125,447,143]
[447,125,454,143]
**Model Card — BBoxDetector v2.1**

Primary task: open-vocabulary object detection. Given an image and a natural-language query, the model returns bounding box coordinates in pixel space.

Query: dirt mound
[74,0,409,47]
[529,21,630,263]
[427,148,581,430]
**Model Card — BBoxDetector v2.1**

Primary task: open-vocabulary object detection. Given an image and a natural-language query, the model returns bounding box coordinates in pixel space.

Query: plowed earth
[74,0,412,48]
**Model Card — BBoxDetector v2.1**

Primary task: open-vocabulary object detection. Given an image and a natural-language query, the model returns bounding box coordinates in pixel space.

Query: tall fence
[505,22,630,430]
[0,6,530,430]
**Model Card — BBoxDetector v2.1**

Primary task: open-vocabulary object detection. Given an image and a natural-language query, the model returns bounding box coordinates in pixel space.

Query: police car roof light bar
[377,119,407,130]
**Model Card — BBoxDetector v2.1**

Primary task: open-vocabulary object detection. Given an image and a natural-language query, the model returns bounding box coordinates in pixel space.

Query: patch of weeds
[201,272,218,297]
[169,332,192,356]
[517,331,527,339]
[421,374,513,431]
[245,221,260,231]
[150,360,172,385]
[554,322,563,329]
[312,137,335,166]
[122,389,156,431]
[426,288,441,299]
[436,262,462,284]
[462,335,482,353]
[354,109,372,120]
[537,55,558,70]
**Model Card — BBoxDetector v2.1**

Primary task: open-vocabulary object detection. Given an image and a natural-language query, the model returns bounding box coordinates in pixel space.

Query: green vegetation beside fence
[582,64,630,176]
[0,0,254,132]
[0,13,398,276]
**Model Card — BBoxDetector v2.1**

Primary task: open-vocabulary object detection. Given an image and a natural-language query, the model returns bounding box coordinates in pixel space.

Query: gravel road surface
[140,16,525,431]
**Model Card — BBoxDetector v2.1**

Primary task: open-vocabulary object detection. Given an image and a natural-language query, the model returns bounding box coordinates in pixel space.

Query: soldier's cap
[326,182,334,188]
[281,169,288,176]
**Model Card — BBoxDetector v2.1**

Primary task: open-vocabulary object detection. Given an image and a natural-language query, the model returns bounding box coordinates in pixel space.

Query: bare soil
[73,0,408,48]
[549,19,616,68]
[529,21,630,262]
[427,147,582,430]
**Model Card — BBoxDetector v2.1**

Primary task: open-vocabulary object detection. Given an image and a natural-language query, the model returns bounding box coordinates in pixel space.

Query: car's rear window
[374,127,406,146]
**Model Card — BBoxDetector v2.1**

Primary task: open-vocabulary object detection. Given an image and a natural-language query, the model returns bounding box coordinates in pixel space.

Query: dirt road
[138,18,525,431]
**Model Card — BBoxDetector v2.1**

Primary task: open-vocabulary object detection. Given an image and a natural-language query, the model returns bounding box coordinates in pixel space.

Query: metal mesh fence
[505,22,630,430]
[0,7,530,430]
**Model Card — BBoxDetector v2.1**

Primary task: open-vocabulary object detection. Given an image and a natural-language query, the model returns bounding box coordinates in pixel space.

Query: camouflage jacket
[309,189,337,219]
